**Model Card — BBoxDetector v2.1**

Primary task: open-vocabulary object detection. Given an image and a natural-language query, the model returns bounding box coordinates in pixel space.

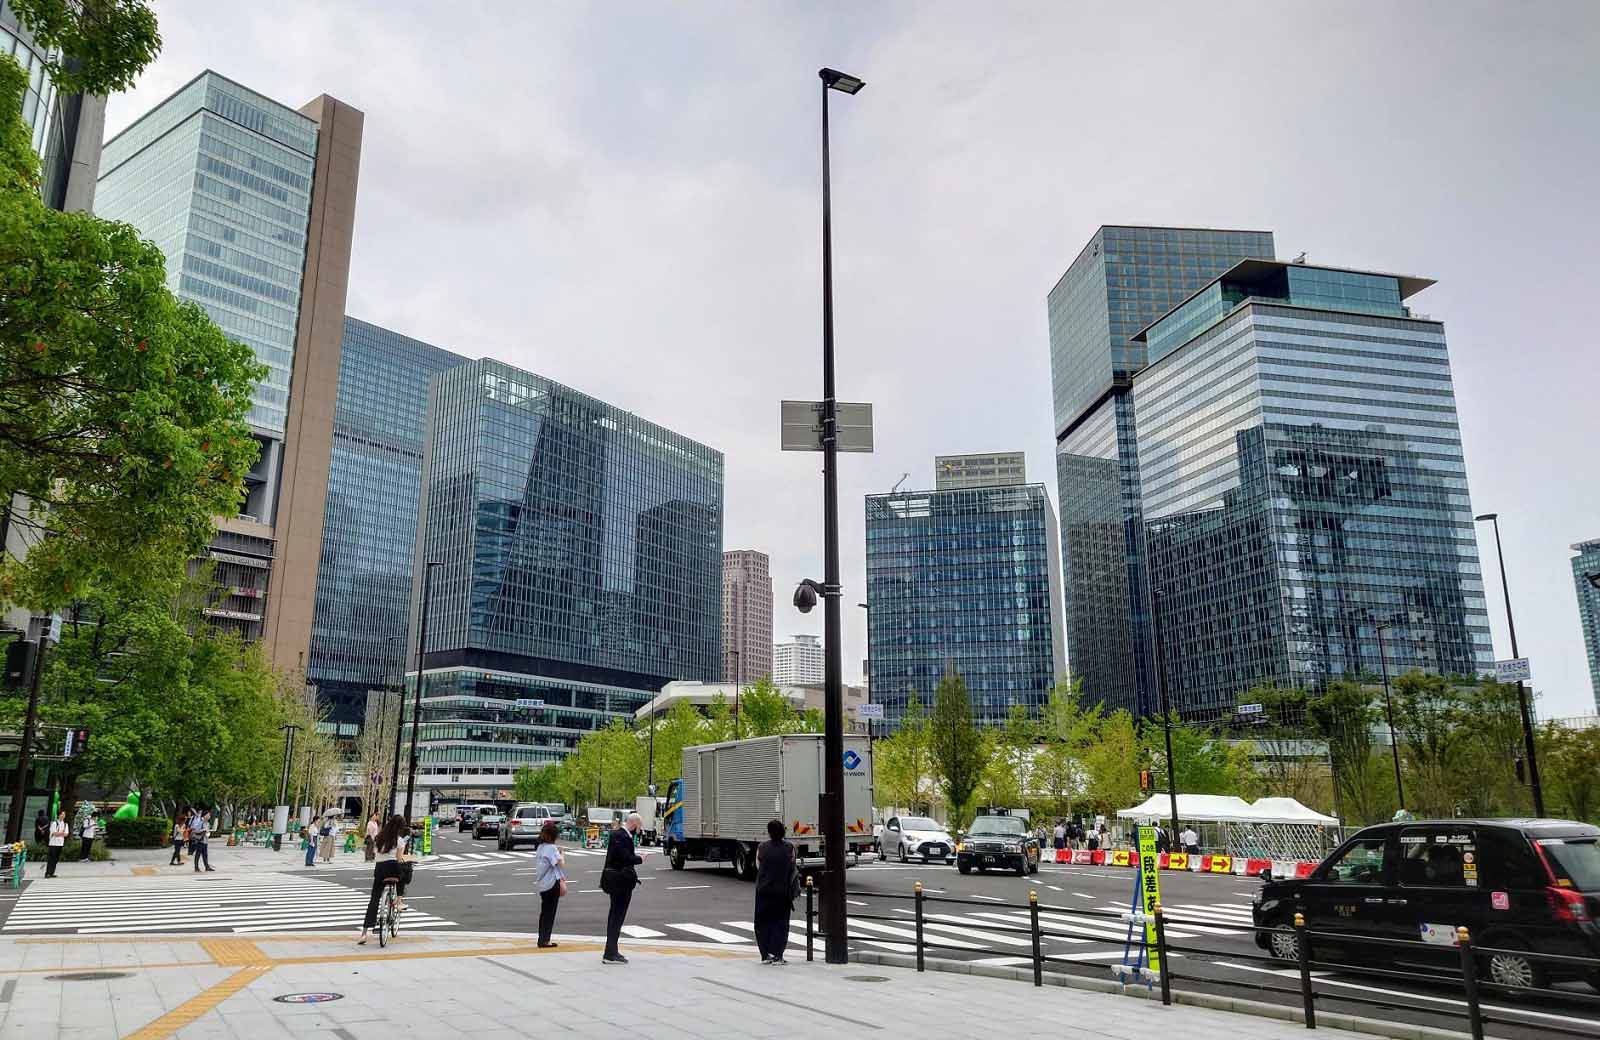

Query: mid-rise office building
[722,550,773,683]
[773,634,824,686]
[935,452,1027,491]
[1049,225,1274,714]
[864,484,1065,727]
[94,71,362,672]
[305,319,465,731]
[1573,540,1600,712]
[1133,259,1494,715]
[406,358,723,782]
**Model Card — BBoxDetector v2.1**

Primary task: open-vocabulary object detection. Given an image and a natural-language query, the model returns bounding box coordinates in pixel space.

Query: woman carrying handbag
[531,822,567,948]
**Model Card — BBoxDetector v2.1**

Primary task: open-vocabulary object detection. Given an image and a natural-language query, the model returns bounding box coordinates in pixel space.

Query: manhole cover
[273,993,343,1004]
[844,975,890,983]
[47,971,130,981]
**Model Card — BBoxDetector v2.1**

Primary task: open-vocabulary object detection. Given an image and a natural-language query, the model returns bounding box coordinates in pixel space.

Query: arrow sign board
[780,400,874,453]
[857,704,885,720]
[1494,658,1531,684]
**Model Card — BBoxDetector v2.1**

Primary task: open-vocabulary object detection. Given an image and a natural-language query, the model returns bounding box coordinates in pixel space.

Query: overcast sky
[104,1,1600,716]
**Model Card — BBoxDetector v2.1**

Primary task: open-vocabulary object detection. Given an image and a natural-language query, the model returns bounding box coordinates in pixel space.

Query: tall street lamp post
[385,635,405,822]
[817,65,863,966]
[1473,513,1544,816]
[725,649,742,738]
[402,561,441,823]
[1373,623,1406,812]
[274,723,301,851]
[1149,589,1181,840]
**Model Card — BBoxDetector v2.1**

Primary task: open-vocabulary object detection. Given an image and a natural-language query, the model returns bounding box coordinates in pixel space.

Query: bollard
[1029,889,1043,986]
[914,881,926,972]
[1154,903,1172,1006]
[1457,927,1484,1040]
[1295,912,1316,1029]
[805,875,815,962]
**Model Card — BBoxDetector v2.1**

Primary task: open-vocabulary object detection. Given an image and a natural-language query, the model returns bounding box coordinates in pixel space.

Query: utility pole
[1475,513,1544,816]
[1150,590,1181,841]
[403,561,440,823]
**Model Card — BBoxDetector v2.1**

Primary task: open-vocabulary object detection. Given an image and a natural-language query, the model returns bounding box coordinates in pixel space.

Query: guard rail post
[1295,912,1316,1029]
[1029,889,1043,986]
[805,875,815,962]
[1154,903,1171,1006]
[1457,926,1484,1040]
[914,881,926,972]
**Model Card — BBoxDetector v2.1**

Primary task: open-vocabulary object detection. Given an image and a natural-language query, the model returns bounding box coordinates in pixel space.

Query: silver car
[877,815,955,864]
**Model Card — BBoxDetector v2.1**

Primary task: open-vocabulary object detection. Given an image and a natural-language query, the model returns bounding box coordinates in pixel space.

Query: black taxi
[956,812,1040,877]
[1253,818,1600,991]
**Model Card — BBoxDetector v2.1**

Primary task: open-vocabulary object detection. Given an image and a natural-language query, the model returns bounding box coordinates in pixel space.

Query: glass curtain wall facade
[1048,226,1273,714]
[865,484,1065,728]
[1133,262,1494,717]
[408,359,723,780]
[306,318,465,730]
[1572,540,1600,712]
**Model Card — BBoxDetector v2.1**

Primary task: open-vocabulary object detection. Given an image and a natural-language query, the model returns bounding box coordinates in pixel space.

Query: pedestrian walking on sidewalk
[754,820,798,964]
[1052,821,1066,851]
[318,815,335,863]
[303,817,318,867]
[359,815,409,945]
[364,813,379,862]
[1180,826,1199,856]
[192,811,214,872]
[600,812,643,964]
[78,812,97,860]
[45,810,69,877]
[170,814,186,866]
[532,822,566,947]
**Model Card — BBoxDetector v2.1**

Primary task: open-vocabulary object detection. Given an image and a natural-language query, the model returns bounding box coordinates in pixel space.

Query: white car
[877,815,955,864]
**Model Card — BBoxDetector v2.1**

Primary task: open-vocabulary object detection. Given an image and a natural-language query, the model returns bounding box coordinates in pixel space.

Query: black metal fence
[801,877,1600,1039]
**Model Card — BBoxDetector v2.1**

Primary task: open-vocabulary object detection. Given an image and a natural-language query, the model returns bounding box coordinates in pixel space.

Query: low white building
[635,680,868,731]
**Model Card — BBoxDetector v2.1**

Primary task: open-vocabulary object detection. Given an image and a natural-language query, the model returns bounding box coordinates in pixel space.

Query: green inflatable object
[113,788,140,819]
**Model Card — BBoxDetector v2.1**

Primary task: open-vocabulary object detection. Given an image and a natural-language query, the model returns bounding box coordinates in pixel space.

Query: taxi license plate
[981,855,994,865]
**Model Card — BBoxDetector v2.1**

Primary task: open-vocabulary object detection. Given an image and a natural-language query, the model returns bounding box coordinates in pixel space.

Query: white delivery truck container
[663,733,874,879]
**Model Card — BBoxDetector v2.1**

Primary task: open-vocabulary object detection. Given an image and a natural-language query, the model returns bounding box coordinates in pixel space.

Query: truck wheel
[736,844,758,881]
[669,842,686,871]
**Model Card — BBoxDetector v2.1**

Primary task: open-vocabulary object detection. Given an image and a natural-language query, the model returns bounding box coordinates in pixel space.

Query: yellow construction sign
[1138,823,1162,977]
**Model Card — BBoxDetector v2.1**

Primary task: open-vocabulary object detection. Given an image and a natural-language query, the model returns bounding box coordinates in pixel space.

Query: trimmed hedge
[23,840,111,861]
[105,816,173,848]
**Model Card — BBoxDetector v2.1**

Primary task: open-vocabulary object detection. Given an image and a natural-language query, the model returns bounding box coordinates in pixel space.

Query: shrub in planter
[22,840,112,861]
[105,816,173,848]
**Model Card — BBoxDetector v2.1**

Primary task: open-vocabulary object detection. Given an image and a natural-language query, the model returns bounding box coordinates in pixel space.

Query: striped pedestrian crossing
[1,874,459,935]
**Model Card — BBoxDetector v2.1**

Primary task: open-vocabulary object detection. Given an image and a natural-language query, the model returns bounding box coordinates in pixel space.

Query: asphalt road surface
[4,828,1594,1040]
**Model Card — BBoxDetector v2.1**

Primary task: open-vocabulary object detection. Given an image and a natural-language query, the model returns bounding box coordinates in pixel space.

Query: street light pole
[4,622,50,844]
[403,561,441,823]
[1374,624,1406,812]
[1474,513,1544,816]
[385,635,404,822]
[1150,589,1181,840]
[817,65,863,966]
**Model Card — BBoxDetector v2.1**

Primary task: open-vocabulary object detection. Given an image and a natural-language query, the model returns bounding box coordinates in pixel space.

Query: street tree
[739,676,799,736]
[1309,680,1390,824]
[1543,724,1600,824]
[875,690,933,814]
[0,56,263,613]
[928,667,984,827]
[6,0,161,95]
[1079,709,1139,815]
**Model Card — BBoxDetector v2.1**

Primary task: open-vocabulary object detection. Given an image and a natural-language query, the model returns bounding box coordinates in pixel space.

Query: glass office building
[306,318,465,730]
[1133,259,1494,716]
[2,0,103,211]
[864,484,1065,728]
[407,358,723,778]
[1049,226,1273,714]
[1572,540,1600,712]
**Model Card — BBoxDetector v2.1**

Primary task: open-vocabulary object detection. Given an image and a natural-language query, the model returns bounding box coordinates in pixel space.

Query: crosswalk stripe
[712,920,813,951]
[1097,904,1247,934]
[846,919,983,949]
[910,911,1072,948]
[620,925,666,938]
[667,923,752,944]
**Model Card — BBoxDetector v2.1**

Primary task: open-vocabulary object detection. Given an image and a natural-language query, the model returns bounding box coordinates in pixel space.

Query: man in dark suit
[602,812,644,964]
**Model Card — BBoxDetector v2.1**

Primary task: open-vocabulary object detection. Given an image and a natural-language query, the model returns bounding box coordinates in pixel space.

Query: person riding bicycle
[359,815,410,945]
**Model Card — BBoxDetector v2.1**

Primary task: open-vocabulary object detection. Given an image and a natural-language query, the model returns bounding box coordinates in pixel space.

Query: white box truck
[662,733,874,878]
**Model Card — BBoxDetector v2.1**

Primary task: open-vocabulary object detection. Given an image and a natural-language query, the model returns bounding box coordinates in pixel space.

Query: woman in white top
[45,810,69,877]
[359,815,409,944]
[531,822,567,948]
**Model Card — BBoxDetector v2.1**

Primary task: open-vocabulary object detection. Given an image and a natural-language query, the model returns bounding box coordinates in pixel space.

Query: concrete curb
[848,951,1468,1040]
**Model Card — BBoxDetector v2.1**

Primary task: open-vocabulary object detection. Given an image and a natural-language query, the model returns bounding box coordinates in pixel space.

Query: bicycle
[377,877,400,947]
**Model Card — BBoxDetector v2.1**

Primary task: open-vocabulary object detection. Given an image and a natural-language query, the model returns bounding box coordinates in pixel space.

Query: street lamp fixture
[1472,513,1544,816]
[820,68,865,94]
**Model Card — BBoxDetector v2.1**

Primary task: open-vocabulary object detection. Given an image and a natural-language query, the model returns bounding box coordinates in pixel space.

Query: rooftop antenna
[891,472,909,494]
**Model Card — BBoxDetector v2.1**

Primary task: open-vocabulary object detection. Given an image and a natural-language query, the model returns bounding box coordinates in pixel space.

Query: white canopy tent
[1118,794,1340,860]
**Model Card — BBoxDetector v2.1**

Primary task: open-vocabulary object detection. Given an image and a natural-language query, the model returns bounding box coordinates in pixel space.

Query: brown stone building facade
[721,550,773,684]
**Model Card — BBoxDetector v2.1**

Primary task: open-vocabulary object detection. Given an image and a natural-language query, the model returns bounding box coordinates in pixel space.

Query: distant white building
[634,680,867,730]
[774,634,824,685]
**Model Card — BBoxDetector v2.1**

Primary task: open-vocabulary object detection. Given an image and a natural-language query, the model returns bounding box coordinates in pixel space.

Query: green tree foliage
[875,690,932,813]
[1030,677,1101,819]
[1143,716,1254,797]
[979,703,1036,809]
[738,676,805,737]
[1309,680,1391,824]
[1237,683,1325,807]
[1079,709,1139,814]
[0,55,262,611]
[1543,724,1600,823]
[928,668,984,826]
[512,766,543,803]
[7,0,161,95]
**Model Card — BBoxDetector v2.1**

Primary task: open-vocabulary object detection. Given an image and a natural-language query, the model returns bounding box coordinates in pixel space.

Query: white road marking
[620,925,666,938]
[666,885,710,891]
[667,923,752,944]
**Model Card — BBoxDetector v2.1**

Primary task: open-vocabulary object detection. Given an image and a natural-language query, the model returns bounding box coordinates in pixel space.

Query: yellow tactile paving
[120,964,273,1040]
[199,938,269,966]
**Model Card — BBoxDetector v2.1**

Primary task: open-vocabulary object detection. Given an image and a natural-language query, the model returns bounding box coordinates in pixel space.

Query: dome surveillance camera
[794,583,818,613]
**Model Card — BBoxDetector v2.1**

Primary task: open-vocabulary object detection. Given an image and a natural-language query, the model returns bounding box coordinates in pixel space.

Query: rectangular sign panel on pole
[1494,658,1531,684]
[857,704,885,720]
[780,400,874,452]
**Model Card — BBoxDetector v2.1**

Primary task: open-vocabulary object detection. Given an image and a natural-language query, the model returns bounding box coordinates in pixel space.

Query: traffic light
[73,728,89,757]
[1139,768,1152,793]
[4,639,35,690]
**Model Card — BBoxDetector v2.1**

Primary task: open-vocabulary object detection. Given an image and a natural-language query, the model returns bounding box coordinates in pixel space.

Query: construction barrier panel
[1166,852,1188,871]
